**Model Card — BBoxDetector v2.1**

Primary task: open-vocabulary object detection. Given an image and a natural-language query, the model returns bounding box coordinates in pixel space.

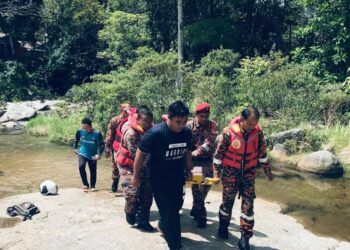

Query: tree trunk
[176,0,183,88]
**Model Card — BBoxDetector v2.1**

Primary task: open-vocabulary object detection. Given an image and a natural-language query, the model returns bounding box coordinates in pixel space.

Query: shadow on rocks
[179,208,271,249]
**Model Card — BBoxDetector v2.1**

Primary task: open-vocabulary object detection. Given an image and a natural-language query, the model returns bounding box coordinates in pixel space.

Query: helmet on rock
[40,180,58,195]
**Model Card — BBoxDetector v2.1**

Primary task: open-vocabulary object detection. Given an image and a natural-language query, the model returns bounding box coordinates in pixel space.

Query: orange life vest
[116,114,144,167]
[222,117,260,169]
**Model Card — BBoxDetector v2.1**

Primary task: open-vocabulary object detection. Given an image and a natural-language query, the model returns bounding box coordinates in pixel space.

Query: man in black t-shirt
[131,101,193,250]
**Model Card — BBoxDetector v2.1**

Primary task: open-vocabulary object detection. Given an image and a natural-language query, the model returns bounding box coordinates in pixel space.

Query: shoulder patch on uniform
[232,124,241,133]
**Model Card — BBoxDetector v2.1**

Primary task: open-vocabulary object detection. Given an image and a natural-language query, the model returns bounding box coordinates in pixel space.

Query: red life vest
[112,108,137,151]
[112,117,128,151]
[222,117,261,169]
[116,114,145,167]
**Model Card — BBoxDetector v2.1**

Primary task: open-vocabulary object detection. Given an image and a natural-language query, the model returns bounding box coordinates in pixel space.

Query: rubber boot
[238,236,250,250]
[217,221,229,239]
[126,212,136,225]
[190,206,198,220]
[197,217,207,228]
[137,222,155,232]
[111,177,119,192]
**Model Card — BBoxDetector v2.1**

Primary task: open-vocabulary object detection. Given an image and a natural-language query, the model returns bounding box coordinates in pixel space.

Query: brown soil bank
[0,188,349,250]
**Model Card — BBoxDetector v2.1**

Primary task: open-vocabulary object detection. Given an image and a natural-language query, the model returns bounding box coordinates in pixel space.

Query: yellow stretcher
[187,177,218,186]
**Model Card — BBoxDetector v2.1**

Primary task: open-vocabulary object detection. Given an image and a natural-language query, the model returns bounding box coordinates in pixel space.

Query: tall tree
[42,0,105,93]
[98,11,150,68]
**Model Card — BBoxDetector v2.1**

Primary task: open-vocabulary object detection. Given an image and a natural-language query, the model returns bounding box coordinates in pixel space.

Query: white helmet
[40,180,58,195]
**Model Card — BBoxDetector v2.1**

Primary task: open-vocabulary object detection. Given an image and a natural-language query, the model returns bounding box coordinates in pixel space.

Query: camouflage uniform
[187,118,219,221]
[118,127,153,224]
[105,116,123,183]
[213,125,270,239]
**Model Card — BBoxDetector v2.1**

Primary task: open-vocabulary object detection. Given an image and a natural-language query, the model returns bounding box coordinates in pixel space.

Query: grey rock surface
[297,150,344,176]
[269,128,303,146]
[0,188,349,250]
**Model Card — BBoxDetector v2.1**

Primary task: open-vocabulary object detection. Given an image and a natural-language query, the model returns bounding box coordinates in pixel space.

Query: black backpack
[7,202,40,221]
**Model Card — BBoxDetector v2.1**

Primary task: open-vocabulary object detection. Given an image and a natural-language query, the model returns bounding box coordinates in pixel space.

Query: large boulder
[269,128,303,146]
[0,103,36,123]
[43,100,65,110]
[0,104,6,117]
[23,100,49,111]
[0,100,65,123]
[297,150,343,176]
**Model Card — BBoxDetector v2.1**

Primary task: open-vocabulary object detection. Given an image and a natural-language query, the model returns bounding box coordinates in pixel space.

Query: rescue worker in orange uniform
[116,106,155,232]
[105,103,130,192]
[187,102,218,228]
[212,107,274,250]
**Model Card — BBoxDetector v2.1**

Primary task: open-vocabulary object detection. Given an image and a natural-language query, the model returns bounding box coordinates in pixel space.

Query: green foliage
[317,84,350,126]
[191,49,240,127]
[0,60,55,101]
[302,129,326,152]
[0,0,43,43]
[235,52,323,125]
[344,68,350,93]
[107,0,146,13]
[283,139,299,155]
[282,130,325,155]
[3,0,350,147]
[26,113,83,144]
[119,49,193,120]
[69,81,120,130]
[98,11,150,67]
[232,0,299,55]
[43,0,105,93]
[70,49,193,129]
[317,124,350,150]
[184,18,239,59]
[293,0,350,79]
[0,61,30,101]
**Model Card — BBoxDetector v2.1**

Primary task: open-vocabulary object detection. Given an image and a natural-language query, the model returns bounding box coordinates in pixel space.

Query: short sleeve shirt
[139,122,192,184]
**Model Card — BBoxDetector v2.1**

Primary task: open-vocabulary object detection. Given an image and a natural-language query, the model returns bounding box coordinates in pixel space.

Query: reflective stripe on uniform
[259,157,268,163]
[201,143,210,152]
[219,209,230,216]
[240,213,254,221]
[213,158,222,165]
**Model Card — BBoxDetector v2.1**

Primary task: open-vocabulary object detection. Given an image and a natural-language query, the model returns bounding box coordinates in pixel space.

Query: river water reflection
[0,135,349,241]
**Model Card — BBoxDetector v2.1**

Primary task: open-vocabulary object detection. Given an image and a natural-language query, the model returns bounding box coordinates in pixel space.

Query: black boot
[197,218,207,228]
[190,207,198,221]
[111,178,119,192]
[137,222,155,232]
[238,236,250,250]
[217,223,229,239]
[126,213,136,225]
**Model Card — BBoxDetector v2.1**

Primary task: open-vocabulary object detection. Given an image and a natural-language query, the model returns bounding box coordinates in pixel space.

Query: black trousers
[78,155,97,188]
[151,175,184,249]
